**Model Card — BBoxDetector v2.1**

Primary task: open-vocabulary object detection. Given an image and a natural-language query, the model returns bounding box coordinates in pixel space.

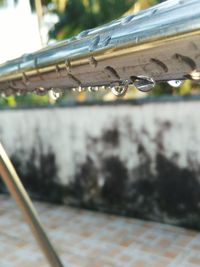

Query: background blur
[1,0,200,231]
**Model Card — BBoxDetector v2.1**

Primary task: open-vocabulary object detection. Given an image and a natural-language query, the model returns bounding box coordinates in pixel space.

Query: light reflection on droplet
[78,86,82,92]
[189,70,200,80]
[111,80,129,97]
[35,87,47,95]
[50,88,63,100]
[132,76,155,92]
[167,80,183,87]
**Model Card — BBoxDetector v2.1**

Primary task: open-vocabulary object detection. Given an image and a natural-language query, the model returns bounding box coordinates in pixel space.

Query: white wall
[0,101,200,184]
[1,101,200,228]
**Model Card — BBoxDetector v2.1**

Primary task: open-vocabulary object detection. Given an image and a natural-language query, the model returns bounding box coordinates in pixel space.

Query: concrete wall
[1,100,200,229]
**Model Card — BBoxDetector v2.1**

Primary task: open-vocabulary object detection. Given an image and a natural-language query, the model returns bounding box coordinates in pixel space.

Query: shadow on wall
[1,119,200,230]
[0,144,63,204]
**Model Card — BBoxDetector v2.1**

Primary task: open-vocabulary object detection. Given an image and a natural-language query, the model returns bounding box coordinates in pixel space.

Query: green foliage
[0,96,16,107]
[49,0,135,40]
[14,93,49,106]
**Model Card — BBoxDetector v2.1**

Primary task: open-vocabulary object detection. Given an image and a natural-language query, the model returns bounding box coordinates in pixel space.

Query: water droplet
[78,86,83,92]
[77,29,90,38]
[121,15,135,25]
[188,70,200,80]
[111,80,129,97]
[53,88,64,94]
[89,35,100,52]
[167,80,183,87]
[132,76,155,92]
[102,36,111,47]
[49,88,62,100]
[87,86,98,92]
[35,87,47,95]
[92,86,99,92]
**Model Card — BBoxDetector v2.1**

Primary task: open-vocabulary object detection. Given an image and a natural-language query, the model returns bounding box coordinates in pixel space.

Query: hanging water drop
[111,80,129,97]
[51,88,63,100]
[167,80,183,87]
[35,87,47,96]
[91,86,99,92]
[132,76,155,92]
[78,86,82,92]
[87,86,99,92]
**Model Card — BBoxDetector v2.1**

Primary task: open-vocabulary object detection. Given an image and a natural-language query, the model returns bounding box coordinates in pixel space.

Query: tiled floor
[1,195,200,267]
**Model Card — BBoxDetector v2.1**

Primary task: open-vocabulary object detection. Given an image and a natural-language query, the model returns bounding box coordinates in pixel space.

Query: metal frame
[1,0,200,95]
[0,142,64,267]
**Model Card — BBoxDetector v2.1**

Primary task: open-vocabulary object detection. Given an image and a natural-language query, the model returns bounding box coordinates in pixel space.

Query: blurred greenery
[0,0,200,107]
[49,0,134,40]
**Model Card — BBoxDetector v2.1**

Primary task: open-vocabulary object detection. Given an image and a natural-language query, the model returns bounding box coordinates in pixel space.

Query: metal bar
[0,142,64,267]
[1,0,200,95]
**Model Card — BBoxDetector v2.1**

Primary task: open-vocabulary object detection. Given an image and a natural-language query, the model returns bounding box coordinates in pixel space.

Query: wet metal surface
[1,0,200,94]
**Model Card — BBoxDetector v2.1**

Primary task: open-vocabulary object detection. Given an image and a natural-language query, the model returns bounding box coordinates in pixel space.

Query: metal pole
[0,142,64,267]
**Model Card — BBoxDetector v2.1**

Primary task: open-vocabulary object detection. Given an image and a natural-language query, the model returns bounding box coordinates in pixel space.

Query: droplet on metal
[78,86,83,92]
[167,80,183,87]
[52,88,64,94]
[35,87,47,95]
[77,29,90,38]
[111,80,129,97]
[189,70,200,80]
[121,15,135,25]
[87,86,98,92]
[50,89,62,100]
[102,36,111,47]
[89,35,100,52]
[92,86,99,92]
[131,76,155,92]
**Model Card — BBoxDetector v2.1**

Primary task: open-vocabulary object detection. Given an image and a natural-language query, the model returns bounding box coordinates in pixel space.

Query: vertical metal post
[0,142,64,267]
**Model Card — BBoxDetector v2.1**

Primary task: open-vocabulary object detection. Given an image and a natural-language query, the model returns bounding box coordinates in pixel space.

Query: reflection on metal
[1,0,200,95]
[0,143,64,267]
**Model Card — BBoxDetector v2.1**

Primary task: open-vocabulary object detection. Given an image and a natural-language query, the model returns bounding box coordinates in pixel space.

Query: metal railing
[0,0,200,97]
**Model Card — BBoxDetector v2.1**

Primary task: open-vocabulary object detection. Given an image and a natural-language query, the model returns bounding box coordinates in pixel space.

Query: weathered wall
[1,100,200,229]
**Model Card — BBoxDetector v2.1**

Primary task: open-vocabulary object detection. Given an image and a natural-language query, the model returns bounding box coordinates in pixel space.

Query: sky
[0,0,42,63]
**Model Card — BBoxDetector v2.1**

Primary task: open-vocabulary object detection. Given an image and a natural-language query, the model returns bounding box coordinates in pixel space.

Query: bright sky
[0,0,42,64]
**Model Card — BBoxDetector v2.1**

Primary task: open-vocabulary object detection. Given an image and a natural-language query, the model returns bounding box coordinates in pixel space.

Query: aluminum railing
[0,0,200,97]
